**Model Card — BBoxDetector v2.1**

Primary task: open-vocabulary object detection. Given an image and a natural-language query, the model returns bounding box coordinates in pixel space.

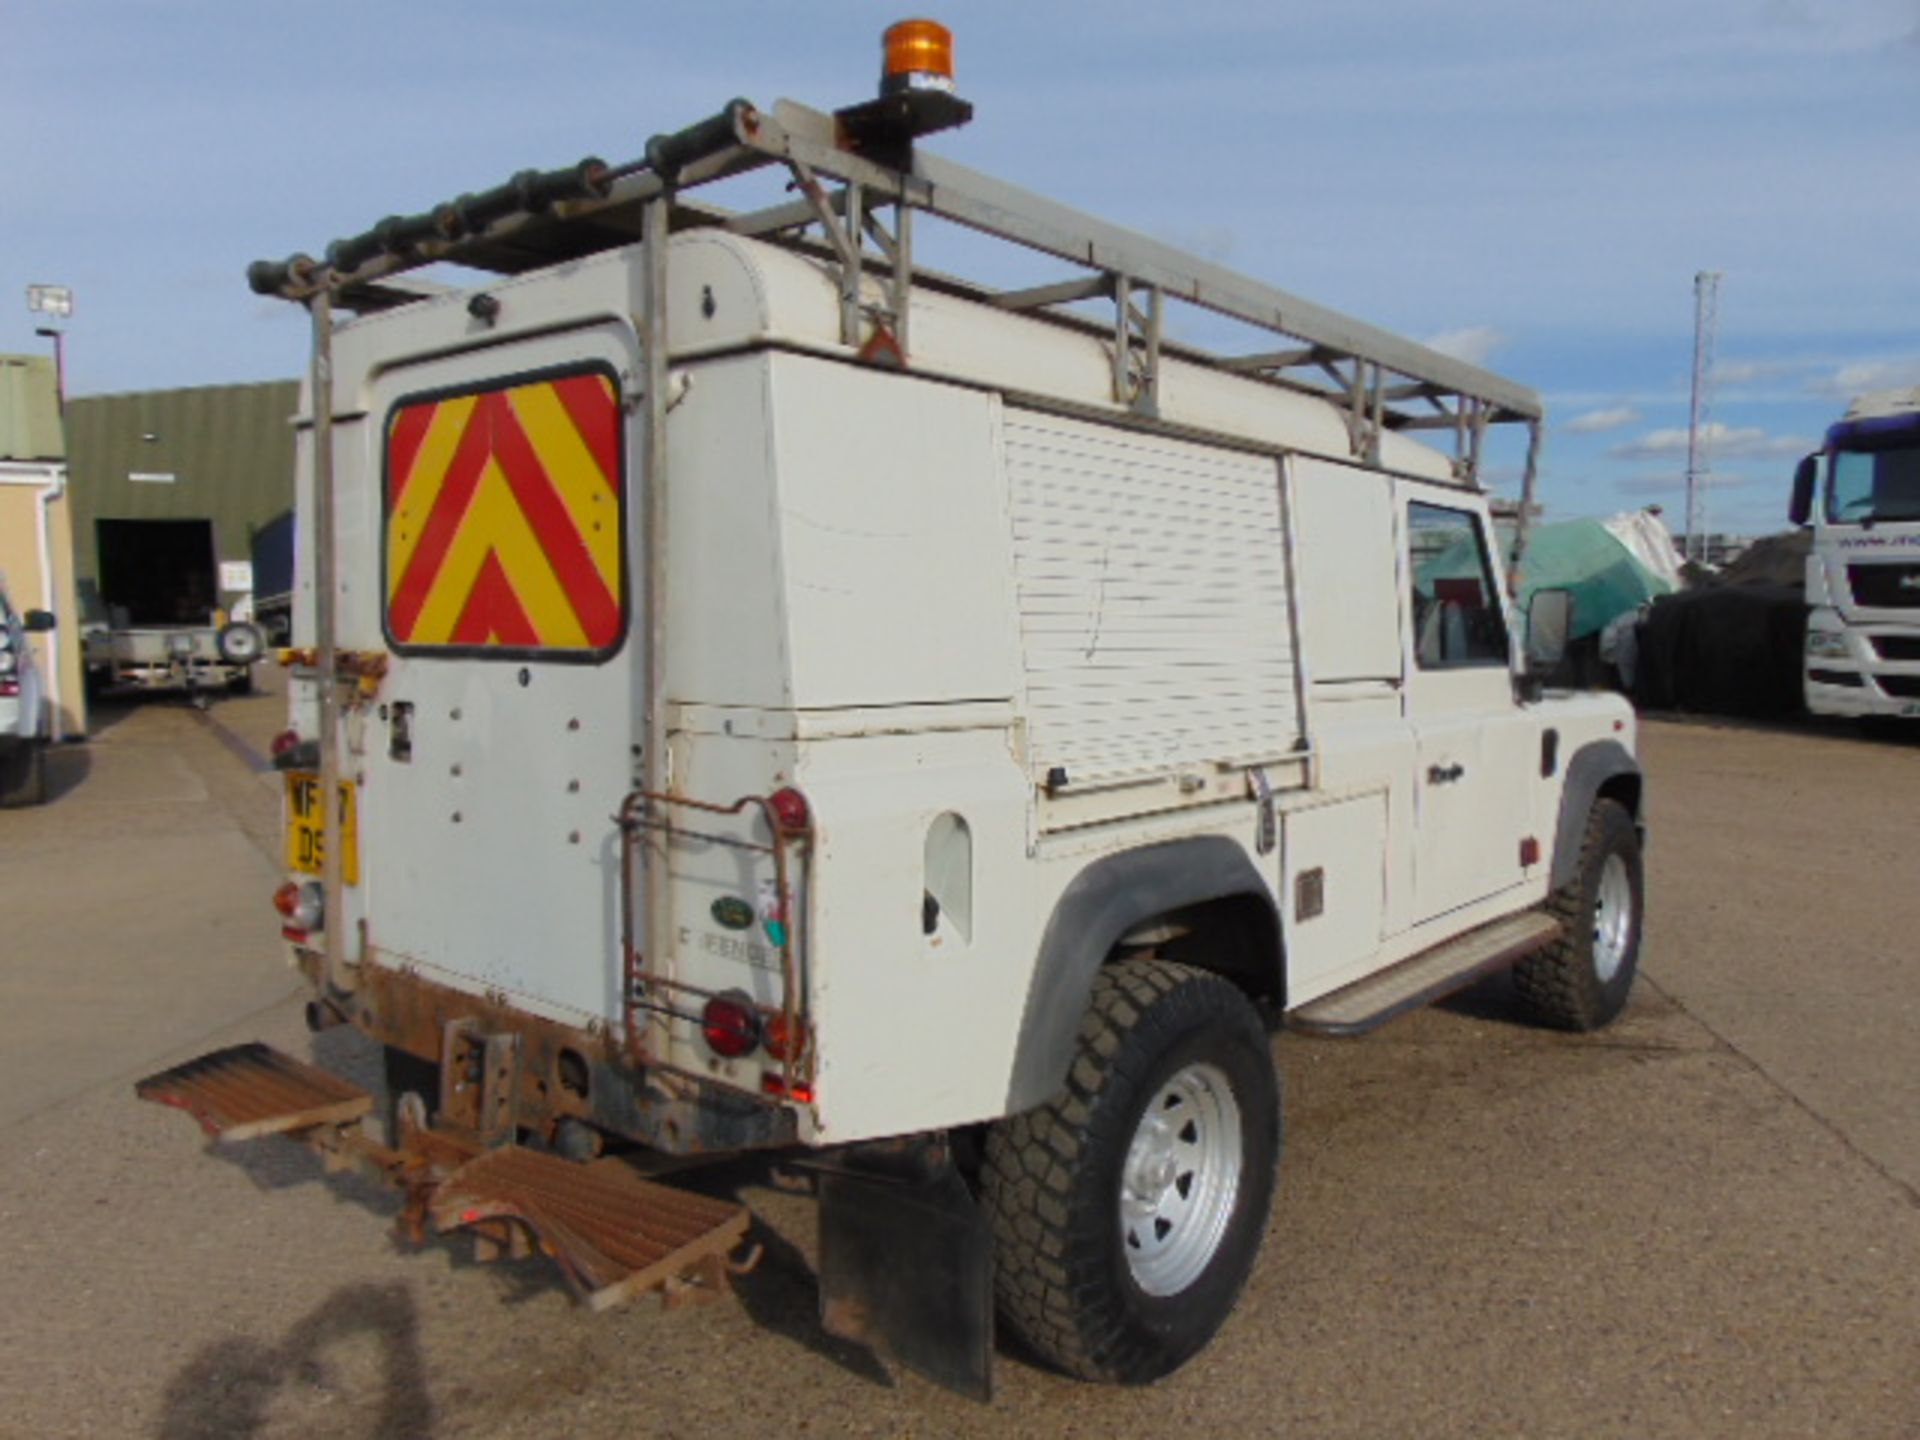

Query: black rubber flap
[818,1162,994,1402]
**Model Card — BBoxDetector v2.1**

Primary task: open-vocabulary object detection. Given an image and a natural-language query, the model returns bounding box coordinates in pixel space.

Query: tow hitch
[137,1042,754,1310]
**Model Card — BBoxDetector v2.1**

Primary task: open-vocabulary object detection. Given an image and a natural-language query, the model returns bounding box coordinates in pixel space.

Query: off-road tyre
[982,958,1279,1383]
[1512,798,1642,1031]
[0,740,46,808]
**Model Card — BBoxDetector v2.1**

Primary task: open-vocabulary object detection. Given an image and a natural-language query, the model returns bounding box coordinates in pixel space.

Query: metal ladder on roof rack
[247,90,1544,511]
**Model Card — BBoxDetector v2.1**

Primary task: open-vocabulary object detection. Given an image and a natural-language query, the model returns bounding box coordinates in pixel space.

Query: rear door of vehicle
[353,321,639,1022]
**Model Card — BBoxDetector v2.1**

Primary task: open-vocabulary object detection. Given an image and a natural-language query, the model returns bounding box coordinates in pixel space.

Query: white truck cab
[140,28,1646,1400]
[0,575,56,807]
[1792,387,1920,722]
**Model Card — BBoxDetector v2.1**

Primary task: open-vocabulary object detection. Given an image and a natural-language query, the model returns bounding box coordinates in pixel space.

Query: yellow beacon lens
[881,19,955,95]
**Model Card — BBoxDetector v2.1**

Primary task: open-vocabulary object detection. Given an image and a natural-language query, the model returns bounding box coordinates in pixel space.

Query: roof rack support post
[1453,398,1472,483]
[1137,283,1162,418]
[1344,360,1384,466]
[783,158,874,352]
[867,200,912,360]
[1366,363,1385,466]
[1509,417,1544,583]
[1469,401,1489,483]
[308,277,353,998]
[839,179,866,347]
[635,193,673,1064]
[1112,277,1162,417]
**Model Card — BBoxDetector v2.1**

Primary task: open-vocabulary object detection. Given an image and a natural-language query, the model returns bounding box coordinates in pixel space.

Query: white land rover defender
[141,26,1645,1400]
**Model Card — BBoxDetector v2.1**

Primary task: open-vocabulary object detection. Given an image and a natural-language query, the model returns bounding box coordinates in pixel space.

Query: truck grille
[1877,674,1920,699]
[1848,563,1920,609]
[1872,635,1920,662]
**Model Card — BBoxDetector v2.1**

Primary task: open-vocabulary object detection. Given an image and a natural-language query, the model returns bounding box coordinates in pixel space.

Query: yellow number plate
[284,772,359,886]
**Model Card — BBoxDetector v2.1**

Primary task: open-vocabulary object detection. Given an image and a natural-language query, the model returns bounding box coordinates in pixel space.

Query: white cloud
[1563,406,1639,434]
[1807,357,1920,397]
[1423,326,1505,367]
[1613,471,1748,496]
[1607,422,1810,461]
[1713,359,1799,385]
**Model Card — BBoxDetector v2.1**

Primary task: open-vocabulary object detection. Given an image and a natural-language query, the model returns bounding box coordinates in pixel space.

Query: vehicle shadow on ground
[153,1281,435,1440]
[41,742,91,802]
[81,697,137,739]
[672,1155,898,1388]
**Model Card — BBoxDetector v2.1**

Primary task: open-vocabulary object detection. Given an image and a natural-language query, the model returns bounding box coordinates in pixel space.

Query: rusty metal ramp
[135,1042,373,1141]
[430,1147,751,1311]
[139,1042,753,1311]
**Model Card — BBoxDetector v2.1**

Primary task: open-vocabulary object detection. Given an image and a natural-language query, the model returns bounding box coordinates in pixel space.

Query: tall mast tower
[1684,270,1722,565]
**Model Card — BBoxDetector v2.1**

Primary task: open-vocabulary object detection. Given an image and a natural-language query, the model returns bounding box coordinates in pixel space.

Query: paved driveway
[0,710,1915,1438]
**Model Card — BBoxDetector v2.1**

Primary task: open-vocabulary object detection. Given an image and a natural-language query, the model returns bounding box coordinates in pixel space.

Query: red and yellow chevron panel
[384,368,624,655]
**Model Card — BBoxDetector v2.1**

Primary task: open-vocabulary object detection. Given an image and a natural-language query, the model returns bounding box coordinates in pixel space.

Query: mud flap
[817,1149,994,1402]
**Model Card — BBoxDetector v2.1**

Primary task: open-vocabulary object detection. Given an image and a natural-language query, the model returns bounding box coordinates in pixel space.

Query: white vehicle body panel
[286,227,1630,1147]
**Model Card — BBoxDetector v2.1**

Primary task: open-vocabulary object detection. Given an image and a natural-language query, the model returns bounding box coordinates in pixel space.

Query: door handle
[1426,762,1465,784]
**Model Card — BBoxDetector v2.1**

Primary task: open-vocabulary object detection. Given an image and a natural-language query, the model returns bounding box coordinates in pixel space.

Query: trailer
[140,23,1646,1399]
[83,516,264,700]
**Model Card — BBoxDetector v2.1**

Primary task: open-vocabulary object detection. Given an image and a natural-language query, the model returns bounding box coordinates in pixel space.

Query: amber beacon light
[881,19,956,94]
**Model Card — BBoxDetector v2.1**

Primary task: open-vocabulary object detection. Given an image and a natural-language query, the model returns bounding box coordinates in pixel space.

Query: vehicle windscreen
[1828,439,1920,524]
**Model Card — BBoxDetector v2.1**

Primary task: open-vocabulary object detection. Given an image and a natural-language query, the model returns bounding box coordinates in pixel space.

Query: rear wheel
[982,958,1279,1383]
[1512,799,1643,1030]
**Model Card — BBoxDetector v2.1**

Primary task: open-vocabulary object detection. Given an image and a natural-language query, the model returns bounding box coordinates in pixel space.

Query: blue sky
[4,0,1916,535]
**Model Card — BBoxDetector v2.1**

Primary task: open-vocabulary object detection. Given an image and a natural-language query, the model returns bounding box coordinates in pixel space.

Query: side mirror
[1789,453,1817,527]
[1525,587,1573,671]
[22,609,56,633]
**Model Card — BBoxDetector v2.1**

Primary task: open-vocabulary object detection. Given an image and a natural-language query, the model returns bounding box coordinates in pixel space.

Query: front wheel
[1512,798,1643,1030]
[982,958,1279,1383]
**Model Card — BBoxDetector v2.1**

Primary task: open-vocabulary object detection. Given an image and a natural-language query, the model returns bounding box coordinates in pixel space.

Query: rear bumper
[293,946,799,1157]
[96,659,248,690]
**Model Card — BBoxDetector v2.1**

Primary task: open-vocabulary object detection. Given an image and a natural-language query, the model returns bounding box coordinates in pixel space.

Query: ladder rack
[250,91,1543,501]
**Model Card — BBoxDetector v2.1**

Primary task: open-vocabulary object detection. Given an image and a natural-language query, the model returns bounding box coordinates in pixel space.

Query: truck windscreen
[1828,441,1920,524]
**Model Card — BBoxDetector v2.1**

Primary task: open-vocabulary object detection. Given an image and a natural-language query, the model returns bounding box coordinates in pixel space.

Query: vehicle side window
[1406,502,1509,669]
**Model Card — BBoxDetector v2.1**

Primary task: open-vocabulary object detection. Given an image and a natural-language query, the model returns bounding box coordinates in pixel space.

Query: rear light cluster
[767,786,810,834]
[272,880,324,935]
[700,991,806,1065]
[0,640,16,698]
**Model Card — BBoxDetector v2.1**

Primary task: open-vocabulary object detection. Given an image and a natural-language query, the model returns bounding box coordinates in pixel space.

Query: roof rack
[249,90,1542,501]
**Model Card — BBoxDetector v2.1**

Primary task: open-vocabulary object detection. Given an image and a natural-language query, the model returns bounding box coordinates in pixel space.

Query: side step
[136,1042,751,1309]
[135,1041,373,1141]
[1288,911,1562,1037]
[431,1147,751,1312]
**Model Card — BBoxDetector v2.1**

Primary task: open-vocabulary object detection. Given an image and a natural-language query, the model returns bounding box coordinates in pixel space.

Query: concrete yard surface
[0,708,1915,1438]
